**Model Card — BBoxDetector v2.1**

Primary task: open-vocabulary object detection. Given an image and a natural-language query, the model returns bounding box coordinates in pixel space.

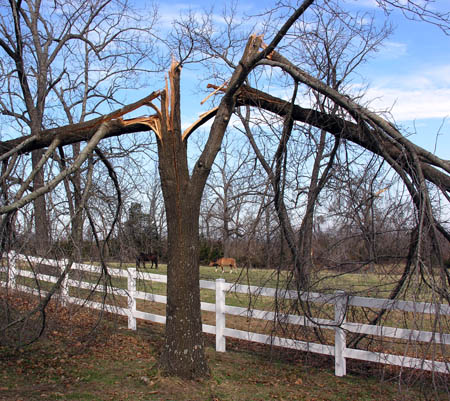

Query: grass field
[95,261,438,300]
[2,259,448,400]
[6,257,437,299]
[0,294,445,401]
[7,259,448,349]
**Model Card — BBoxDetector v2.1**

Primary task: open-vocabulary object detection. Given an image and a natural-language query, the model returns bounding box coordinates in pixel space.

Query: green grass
[9,259,445,334]
[10,257,436,301]
[106,261,425,298]
[5,259,446,364]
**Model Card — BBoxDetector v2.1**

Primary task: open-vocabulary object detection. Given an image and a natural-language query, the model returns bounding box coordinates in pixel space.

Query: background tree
[0,0,158,256]
[203,135,260,260]
[124,202,159,255]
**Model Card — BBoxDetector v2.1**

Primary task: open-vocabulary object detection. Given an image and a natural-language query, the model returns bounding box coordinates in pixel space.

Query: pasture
[0,292,441,401]
[1,258,448,400]
[3,258,447,359]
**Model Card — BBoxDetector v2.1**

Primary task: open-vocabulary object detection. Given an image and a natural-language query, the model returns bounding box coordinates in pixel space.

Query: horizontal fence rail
[1,251,449,377]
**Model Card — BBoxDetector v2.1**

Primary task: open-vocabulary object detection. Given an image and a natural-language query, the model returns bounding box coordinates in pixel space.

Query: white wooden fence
[1,251,449,377]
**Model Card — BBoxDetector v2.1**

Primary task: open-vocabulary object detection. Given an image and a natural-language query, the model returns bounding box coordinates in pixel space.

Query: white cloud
[344,0,379,8]
[377,41,408,59]
[365,87,450,121]
[361,64,450,121]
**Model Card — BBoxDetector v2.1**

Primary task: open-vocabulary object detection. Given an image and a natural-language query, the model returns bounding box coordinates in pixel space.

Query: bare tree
[0,0,160,355]
[203,134,261,259]
[1,0,317,377]
[1,0,449,381]
[0,0,158,255]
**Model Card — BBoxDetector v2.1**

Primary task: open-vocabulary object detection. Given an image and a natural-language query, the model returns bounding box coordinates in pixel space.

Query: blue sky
[352,1,450,159]
[152,0,450,160]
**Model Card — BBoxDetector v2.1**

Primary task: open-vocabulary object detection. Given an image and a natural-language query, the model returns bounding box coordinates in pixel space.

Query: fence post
[60,259,69,306]
[334,290,347,377]
[127,268,137,330]
[215,278,226,352]
[8,251,17,288]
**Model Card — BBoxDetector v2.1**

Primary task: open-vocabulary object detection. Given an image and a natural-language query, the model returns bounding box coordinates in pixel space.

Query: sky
[352,1,450,159]
[153,0,450,161]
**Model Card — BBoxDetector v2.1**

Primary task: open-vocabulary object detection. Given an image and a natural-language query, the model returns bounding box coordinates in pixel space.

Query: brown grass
[1,291,448,401]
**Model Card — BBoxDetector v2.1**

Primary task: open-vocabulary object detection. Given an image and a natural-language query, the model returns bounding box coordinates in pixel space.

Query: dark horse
[136,252,158,269]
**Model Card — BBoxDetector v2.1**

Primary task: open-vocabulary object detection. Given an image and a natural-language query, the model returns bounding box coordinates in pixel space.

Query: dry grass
[1,292,448,401]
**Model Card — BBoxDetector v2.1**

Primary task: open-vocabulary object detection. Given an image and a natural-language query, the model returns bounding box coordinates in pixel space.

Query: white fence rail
[1,251,449,377]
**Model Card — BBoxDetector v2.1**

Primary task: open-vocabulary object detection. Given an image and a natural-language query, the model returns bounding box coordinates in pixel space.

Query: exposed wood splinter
[120,116,162,141]
[261,42,275,60]
[161,58,182,133]
[182,107,219,142]
[119,116,157,126]
[200,81,229,105]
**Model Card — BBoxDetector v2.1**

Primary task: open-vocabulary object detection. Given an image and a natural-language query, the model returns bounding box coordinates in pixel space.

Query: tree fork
[156,61,209,378]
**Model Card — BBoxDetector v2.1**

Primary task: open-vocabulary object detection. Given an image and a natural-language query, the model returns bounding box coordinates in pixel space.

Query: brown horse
[209,257,236,273]
[136,252,158,269]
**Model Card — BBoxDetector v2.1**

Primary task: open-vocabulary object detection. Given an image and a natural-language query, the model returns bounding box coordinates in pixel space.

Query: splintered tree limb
[1,81,449,199]
[0,91,161,156]
[258,53,450,175]
[200,82,228,105]
[1,81,449,196]
[182,107,219,142]
[187,83,450,193]
[0,115,159,156]
[234,85,450,193]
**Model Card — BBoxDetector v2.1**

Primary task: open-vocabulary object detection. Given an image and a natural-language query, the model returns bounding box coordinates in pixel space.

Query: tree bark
[3,87,449,195]
[156,62,209,378]
[156,33,269,376]
[31,149,50,254]
[158,193,209,377]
